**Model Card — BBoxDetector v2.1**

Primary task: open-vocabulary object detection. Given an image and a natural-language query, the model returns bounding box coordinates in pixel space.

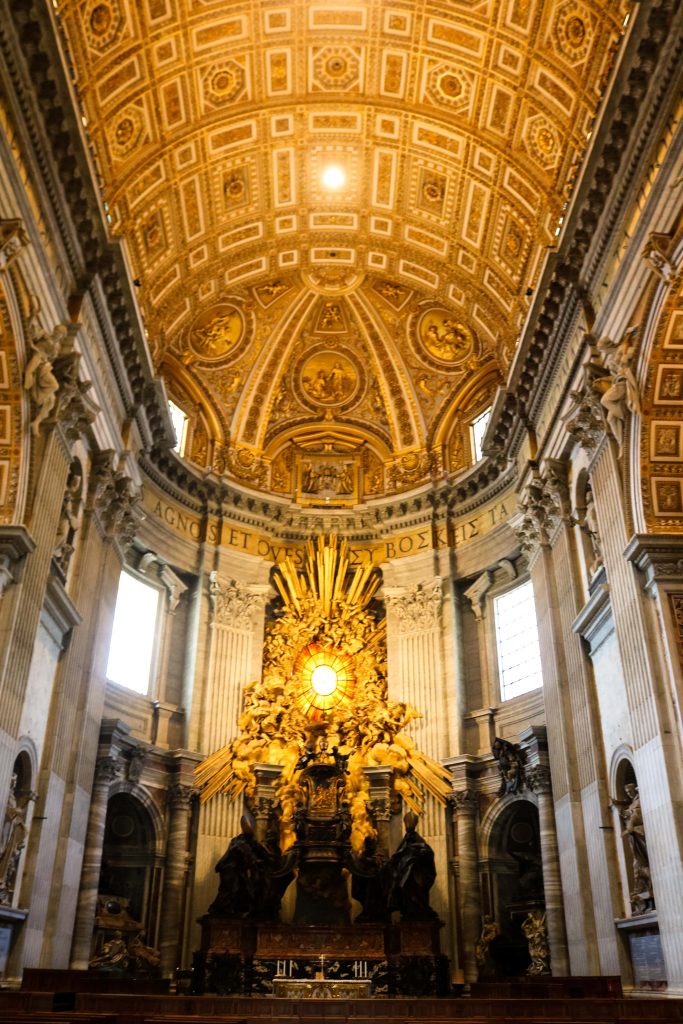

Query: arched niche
[96,790,161,946]
[479,797,545,978]
[0,745,35,908]
[609,752,653,918]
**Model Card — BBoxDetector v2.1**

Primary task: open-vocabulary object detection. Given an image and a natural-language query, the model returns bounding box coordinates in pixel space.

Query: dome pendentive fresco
[55,0,629,500]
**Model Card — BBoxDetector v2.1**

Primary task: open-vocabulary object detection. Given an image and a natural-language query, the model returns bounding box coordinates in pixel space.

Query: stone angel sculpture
[23,298,68,434]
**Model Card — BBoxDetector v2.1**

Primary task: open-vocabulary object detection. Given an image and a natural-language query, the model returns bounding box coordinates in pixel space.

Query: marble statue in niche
[0,773,28,905]
[614,781,654,915]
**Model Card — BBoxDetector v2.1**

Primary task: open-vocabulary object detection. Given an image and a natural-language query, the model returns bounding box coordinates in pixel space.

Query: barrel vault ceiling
[55,0,629,503]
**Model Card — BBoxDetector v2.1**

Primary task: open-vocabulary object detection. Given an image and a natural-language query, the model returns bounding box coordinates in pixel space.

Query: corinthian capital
[385,577,442,633]
[209,572,264,628]
[452,789,478,816]
[516,467,561,551]
[526,765,552,795]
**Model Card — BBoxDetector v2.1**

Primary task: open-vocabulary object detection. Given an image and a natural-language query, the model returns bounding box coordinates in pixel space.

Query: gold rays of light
[272,534,381,620]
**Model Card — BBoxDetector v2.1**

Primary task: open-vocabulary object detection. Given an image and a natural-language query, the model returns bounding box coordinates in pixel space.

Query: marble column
[158,782,194,977]
[452,788,481,985]
[526,764,569,975]
[69,755,121,968]
[0,429,72,800]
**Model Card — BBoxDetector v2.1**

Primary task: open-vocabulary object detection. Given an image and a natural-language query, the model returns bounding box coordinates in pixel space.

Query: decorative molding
[625,534,683,589]
[139,551,188,611]
[0,526,36,597]
[463,570,493,622]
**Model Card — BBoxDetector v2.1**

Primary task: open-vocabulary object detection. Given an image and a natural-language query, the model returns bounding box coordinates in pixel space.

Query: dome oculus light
[321,164,346,190]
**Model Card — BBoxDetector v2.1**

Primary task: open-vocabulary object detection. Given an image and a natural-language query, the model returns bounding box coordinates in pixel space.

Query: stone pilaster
[384,575,450,950]
[0,429,72,809]
[158,780,195,976]
[452,788,481,984]
[621,534,683,993]
[69,755,122,968]
[192,573,268,934]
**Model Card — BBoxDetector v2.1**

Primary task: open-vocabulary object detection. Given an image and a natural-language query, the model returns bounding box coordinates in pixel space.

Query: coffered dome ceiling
[55,0,628,502]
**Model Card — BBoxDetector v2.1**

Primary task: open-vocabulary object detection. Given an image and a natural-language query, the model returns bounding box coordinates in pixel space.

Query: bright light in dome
[311,664,338,696]
[321,165,346,190]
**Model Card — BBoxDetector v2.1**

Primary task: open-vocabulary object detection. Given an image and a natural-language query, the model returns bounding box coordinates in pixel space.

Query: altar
[272,978,373,999]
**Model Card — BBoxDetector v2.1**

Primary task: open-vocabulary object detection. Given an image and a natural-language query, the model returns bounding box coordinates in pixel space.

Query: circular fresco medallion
[189,303,245,362]
[300,350,359,407]
[417,309,474,365]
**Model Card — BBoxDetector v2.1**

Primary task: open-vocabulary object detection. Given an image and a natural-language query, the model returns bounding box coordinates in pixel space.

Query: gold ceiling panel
[55,0,628,497]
